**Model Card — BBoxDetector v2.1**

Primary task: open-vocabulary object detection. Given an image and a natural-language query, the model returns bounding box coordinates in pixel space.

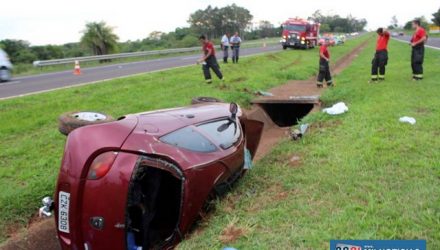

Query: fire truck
[280,18,320,49]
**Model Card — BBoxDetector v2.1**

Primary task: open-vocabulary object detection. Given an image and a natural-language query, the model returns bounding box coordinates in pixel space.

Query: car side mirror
[230,102,238,119]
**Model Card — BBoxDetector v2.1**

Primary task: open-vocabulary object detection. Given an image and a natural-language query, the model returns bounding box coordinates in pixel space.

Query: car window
[198,119,241,149]
[160,126,217,153]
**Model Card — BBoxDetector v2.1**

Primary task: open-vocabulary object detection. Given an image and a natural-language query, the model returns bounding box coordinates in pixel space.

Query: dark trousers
[232,46,240,63]
[222,46,229,63]
[371,50,388,80]
[317,58,332,85]
[411,45,424,79]
[203,56,223,82]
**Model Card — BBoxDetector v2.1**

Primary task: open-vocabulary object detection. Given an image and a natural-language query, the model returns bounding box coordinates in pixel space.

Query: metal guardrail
[32,40,279,67]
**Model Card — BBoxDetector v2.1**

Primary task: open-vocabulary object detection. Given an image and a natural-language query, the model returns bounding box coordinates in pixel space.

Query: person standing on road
[197,35,224,84]
[410,19,427,81]
[230,32,242,63]
[221,32,230,63]
[316,39,333,88]
[370,28,390,82]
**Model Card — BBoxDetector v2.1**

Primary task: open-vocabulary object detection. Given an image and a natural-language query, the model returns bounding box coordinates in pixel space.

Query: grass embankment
[0,35,369,242]
[179,39,440,249]
[12,38,280,77]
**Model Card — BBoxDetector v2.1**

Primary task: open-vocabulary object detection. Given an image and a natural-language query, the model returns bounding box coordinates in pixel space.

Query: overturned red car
[48,102,263,249]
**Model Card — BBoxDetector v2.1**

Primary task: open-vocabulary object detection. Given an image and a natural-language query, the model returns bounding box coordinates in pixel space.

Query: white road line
[392,38,440,50]
[0,80,21,86]
[0,50,280,101]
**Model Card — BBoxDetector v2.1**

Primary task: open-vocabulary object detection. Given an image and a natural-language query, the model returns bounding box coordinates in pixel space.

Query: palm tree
[80,21,119,57]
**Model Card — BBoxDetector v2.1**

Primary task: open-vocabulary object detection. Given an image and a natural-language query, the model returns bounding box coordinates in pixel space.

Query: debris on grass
[291,123,309,140]
[399,116,416,125]
[255,90,274,96]
[323,102,348,115]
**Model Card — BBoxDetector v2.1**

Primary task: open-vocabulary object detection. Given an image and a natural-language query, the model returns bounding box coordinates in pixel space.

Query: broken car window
[160,126,217,153]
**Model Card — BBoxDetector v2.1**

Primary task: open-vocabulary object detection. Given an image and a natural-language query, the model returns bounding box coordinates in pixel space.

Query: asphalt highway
[393,35,440,50]
[0,45,280,99]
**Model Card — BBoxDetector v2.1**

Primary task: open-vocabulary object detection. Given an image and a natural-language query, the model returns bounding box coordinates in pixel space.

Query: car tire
[282,46,287,50]
[191,96,224,105]
[0,68,11,82]
[58,111,114,136]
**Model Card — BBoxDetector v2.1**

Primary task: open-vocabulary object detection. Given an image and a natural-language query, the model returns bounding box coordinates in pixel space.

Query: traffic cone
[73,60,81,75]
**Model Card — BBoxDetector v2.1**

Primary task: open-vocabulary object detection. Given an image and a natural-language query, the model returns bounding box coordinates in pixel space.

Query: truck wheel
[191,96,224,105]
[0,68,11,82]
[58,111,114,136]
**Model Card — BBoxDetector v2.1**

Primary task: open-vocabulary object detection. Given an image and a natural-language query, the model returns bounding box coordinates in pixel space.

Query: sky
[0,0,438,45]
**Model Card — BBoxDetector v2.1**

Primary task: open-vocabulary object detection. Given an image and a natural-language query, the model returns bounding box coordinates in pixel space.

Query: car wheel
[282,46,287,50]
[191,96,224,105]
[0,68,11,82]
[58,111,114,136]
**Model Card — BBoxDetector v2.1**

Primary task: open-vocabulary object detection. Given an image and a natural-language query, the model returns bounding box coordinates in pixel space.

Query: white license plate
[58,191,70,233]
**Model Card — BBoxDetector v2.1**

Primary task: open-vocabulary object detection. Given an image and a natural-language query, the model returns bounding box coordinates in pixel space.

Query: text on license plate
[58,191,70,233]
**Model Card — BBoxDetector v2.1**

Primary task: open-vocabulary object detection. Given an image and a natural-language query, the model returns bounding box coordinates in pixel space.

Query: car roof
[131,103,236,136]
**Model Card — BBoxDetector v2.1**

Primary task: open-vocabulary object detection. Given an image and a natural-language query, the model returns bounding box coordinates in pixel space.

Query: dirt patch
[265,54,280,61]
[289,154,302,168]
[218,222,246,244]
[280,55,302,70]
[415,107,431,114]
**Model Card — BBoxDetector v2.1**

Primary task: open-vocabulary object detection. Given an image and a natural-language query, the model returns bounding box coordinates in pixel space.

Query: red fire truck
[280,18,320,49]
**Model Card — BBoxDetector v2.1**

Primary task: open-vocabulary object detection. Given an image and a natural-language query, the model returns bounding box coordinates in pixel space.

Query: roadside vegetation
[0,35,370,243]
[179,39,440,249]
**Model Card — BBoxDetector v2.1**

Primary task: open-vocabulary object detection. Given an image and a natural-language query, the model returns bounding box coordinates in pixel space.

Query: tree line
[1,5,372,65]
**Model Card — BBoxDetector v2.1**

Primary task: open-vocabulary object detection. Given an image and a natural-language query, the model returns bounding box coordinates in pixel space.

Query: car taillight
[87,151,118,180]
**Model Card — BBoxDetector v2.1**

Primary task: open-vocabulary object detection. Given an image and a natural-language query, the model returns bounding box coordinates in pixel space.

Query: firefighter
[410,19,427,80]
[220,32,230,63]
[230,32,242,63]
[370,28,390,82]
[197,35,224,84]
[317,38,333,88]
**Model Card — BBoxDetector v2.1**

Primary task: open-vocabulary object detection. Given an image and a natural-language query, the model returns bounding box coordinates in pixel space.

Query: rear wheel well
[126,156,183,249]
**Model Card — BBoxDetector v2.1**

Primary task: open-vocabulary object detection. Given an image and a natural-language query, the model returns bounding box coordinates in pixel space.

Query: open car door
[240,118,264,159]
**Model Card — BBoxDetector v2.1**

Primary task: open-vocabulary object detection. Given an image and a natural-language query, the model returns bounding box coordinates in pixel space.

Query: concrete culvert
[256,102,315,127]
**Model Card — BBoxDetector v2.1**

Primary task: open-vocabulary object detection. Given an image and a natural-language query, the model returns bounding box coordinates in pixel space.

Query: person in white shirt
[220,33,230,63]
[230,32,242,64]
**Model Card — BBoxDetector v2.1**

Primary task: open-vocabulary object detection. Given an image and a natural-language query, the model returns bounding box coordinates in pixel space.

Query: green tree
[188,4,253,39]
[80,21,119,56]
[432,8,440,26]
[0,39,34,63]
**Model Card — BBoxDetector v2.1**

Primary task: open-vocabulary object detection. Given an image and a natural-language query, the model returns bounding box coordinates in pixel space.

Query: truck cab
[280,18,320,49]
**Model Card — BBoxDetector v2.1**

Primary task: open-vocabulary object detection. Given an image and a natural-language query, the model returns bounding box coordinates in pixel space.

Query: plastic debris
[291,123,309,140]
[322,102,348,115]
[255,90,274,96]
[399,116,416,125]
[244,148,253,169]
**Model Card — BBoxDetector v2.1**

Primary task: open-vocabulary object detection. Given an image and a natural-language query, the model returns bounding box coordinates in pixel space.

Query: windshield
[284,24,306,32]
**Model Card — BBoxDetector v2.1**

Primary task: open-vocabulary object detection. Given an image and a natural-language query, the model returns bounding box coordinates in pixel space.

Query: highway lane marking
[0,80,21,86]
[392,37,440,50]
[0,50,280,101]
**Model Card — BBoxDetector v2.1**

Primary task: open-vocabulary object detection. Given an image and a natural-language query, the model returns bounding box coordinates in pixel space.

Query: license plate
[58,191,70,233]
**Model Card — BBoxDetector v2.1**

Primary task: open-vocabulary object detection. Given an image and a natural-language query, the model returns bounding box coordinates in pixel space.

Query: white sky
[0,0,438,45]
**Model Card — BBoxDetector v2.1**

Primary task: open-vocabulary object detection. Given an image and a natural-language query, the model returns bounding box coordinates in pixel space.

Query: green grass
[179,39,440,249]
[12,38,280,77]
